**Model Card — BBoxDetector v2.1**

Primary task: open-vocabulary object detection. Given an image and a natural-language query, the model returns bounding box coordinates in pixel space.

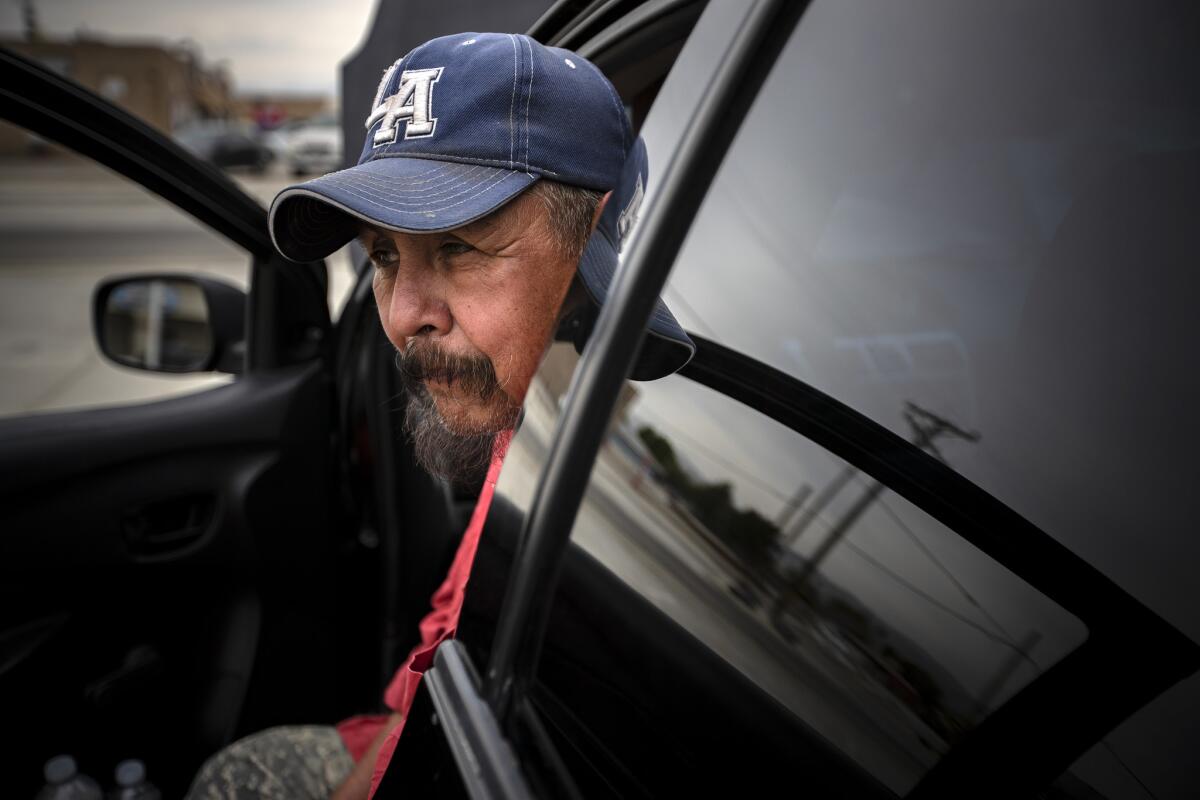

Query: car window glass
[0,120,240,417]
[662,0,1200,667]
[648,3,1200,794]
[498,357,1087,794]
[484,2,1199,795]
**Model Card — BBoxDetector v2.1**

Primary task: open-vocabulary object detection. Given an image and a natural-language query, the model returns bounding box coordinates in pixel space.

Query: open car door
[0,47,354,796]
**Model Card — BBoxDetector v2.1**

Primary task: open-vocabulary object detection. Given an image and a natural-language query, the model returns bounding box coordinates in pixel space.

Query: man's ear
[553,276,597,347]
[590,191,612,233]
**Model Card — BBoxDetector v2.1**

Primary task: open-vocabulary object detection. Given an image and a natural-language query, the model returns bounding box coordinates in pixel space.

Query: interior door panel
[0,40,363,795]
[0,351,341,796]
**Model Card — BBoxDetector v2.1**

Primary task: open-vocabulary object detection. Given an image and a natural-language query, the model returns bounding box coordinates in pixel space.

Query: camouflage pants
[185,725,354,800]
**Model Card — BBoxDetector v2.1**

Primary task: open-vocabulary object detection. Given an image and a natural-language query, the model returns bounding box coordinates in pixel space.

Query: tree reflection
[637,425,780,573]
[632,417,976,747]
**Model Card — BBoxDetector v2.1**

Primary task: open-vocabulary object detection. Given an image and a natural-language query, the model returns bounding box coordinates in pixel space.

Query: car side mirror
[93,275,246,374]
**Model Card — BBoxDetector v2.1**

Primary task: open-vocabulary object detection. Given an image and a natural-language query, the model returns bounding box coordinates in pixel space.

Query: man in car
[186,31,692,800]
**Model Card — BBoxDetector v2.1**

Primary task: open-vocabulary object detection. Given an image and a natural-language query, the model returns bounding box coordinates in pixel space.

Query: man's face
[363,188,581,481]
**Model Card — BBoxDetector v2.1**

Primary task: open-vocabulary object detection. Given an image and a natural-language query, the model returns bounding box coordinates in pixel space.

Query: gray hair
[527,179,605,261]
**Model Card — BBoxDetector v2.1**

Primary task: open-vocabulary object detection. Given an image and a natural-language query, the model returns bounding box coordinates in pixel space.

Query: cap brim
[577,227,695,381]
[269,157,539,262]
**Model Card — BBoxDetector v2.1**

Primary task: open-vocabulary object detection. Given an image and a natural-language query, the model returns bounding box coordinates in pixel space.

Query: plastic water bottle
[35,755,103,800]
[107,760,161,800]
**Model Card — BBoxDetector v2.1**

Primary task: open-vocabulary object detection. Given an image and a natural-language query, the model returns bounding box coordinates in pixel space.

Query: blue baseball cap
[269,31,693,379]
[573,136,695,380]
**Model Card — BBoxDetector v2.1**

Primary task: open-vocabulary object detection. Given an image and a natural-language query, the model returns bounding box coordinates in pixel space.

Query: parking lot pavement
[0,156,356,419]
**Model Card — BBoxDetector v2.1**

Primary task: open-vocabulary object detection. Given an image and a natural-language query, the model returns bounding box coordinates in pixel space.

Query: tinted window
[499,353,1086,793]
[492,2,1200,794]
[650,2,1200,794]
[663,0,1200,645]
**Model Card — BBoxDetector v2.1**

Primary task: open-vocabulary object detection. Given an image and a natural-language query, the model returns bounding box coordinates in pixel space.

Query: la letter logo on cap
[366,67,444,145]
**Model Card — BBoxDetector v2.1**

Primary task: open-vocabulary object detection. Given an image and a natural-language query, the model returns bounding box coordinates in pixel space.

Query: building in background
[0,32,237,155]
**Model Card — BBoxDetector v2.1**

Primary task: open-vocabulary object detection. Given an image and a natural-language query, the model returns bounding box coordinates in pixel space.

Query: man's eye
[370,249,398,269]
[441,240,474,256]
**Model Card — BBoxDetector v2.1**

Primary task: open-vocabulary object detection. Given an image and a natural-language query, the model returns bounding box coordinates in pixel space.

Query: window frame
[480,0,806,714]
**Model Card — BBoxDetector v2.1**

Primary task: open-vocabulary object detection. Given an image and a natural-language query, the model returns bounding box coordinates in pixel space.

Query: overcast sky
[0,0,378,97]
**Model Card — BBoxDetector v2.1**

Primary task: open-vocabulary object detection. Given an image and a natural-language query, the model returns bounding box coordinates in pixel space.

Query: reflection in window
[511,369,1087,793]
[643,5,1200,789]
[657,0,1200,638]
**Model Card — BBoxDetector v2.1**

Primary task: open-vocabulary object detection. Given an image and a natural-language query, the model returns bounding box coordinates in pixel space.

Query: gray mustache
[397,342,501,402]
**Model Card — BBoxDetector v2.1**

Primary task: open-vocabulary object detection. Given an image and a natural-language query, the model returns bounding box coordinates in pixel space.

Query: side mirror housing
[92,274,246,374]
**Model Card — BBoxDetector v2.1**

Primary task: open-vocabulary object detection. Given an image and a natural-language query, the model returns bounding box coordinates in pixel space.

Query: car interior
[4,1,1199,798]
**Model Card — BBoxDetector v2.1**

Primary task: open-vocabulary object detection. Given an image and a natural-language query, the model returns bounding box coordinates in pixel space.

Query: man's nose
[382,260,453,343]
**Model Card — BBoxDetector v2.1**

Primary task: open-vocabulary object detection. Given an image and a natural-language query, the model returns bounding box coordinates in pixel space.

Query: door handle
[85,644,164,711]
[121,494,215,557]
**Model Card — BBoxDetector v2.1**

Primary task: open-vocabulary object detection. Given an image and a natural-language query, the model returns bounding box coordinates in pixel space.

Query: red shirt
[335,430,512,798]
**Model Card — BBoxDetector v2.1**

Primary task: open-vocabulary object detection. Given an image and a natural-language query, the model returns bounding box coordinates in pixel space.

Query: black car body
[2,1,1199,798]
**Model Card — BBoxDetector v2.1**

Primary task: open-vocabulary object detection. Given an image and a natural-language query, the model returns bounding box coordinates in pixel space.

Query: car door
[380,1,1200,798]
[0,47,359,796]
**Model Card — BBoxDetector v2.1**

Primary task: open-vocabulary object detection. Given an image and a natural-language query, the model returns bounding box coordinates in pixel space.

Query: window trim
[530,0,692,51]
[481,0,807,724]
[424,640,537,800]
[567,0,703,58]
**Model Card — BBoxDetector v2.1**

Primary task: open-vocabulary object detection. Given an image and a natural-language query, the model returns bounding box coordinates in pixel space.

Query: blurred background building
[0,0,345,157]
[0,32,236,154]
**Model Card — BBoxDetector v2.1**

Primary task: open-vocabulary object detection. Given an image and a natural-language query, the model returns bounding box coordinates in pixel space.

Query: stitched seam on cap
[316,166,507,203]
[338,160,488,188]
[318,165,499,201]
[312,170,522,213]
[344,167,484,192]
[316,168,497,204]
[311,174,502,212]
[314,165,496,201]
[366,151,558,175]
[523,35,534,174]
[323,159,450,184]
[355,161,456,185]
[507,34,518,169]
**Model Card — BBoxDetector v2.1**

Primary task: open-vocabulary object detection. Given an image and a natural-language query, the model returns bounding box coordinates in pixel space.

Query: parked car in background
[2,0,1198,798]
[258,122,295,165]
[174,119,274,173]
[284,112,342,176]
